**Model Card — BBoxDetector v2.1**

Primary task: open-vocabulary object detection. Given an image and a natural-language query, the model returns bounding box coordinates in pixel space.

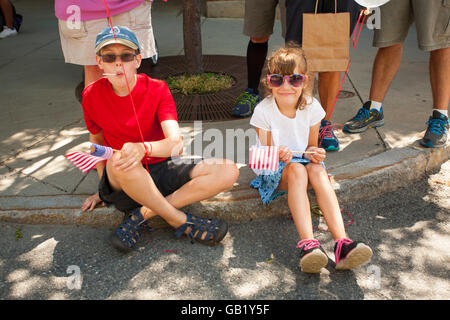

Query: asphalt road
[1,161,449,302]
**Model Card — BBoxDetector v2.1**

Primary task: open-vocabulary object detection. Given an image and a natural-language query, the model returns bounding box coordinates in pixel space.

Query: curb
[0,144,448,228]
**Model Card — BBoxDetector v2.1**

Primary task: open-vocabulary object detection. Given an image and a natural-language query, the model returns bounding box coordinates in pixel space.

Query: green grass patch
[166,73,234,95]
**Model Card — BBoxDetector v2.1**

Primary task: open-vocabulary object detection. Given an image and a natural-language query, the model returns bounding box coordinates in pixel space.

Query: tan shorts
[243,0,286,39]
[373,0,450,51]
[58,0,156,66]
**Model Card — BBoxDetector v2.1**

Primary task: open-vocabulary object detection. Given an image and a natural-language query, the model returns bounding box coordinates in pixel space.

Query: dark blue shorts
[98,158,197,213]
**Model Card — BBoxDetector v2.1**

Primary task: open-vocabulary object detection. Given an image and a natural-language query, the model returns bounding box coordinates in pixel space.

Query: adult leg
[343,44,402,133]
[414,0,450,147]
[0,0,13,28]
[369,44,403,103]
[318,71,341,120]
[248,35,270,91]
[233,0,278,117]
[317,71,341,150]
[429,47,450,112]
[84,65,104,87]
[420,47,450,148]
[344,0,411,133]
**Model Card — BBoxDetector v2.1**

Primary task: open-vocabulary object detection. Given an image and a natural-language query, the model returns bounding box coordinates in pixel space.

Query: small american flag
[66,143,114,173]
[249,146,279,173]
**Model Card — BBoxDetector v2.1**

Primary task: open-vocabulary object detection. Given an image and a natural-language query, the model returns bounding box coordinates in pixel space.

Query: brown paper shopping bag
[302,0,350,72]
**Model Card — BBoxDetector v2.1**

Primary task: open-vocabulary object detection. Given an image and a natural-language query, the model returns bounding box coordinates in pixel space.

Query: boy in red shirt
[81,26,239,252]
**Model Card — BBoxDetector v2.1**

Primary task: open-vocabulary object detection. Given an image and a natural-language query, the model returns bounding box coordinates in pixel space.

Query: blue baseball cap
[95,26,140,54]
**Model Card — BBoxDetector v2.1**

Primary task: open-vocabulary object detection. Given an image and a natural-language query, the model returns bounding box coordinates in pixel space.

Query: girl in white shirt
[250,46,372,273]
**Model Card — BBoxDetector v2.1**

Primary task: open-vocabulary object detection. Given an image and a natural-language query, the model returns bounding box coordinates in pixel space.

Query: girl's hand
[81,193,105,212]
[279,145,293,163]
[305,146,326,163]
[114,142,145,171]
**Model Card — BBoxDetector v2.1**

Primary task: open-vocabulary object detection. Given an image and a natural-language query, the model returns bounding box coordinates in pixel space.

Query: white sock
[369,100,383,111]
[433,108,448,117]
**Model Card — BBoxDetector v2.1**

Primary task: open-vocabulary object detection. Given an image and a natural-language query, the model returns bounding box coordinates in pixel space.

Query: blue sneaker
[420,111,449,148]
[232,88,260,117]
[319,119,340,151]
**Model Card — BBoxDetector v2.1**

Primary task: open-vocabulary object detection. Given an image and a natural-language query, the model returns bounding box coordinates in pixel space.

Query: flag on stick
[66,143,114,173]
[249,146,316,174]
[249,146,280,172]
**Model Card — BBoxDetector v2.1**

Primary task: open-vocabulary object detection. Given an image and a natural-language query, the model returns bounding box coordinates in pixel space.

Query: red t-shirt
[82,74,178,165]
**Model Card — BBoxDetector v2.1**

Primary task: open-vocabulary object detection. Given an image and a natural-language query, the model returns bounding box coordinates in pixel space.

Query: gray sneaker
[420,111,449,148]
[343,101,384,133]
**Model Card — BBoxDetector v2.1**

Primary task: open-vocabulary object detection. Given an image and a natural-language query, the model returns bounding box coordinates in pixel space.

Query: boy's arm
[142,119,183,158]
[81,131,106,212]
[89,131,106,180]
[114,120,184,172]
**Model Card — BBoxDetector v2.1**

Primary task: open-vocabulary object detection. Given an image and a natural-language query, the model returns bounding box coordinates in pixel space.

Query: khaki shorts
[243,0,286,38]
[373,0,450,51]
[58,0,156,66]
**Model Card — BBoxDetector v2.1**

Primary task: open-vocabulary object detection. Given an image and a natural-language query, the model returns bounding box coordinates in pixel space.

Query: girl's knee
[286,162,308,180]
[306,163,326,173]
[306,163,328,181]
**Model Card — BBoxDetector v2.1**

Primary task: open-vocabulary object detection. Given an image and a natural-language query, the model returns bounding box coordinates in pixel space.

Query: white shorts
[58,0,156,66]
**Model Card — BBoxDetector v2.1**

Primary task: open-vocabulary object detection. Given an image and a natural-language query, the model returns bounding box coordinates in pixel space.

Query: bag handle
[315,0,338,14]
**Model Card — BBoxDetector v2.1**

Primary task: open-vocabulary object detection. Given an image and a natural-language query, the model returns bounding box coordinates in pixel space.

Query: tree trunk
[183,0,204,74]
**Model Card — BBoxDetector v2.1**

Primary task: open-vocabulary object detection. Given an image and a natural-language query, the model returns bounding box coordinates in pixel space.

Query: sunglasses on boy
[100,53,137,63]
[267,73,306,87]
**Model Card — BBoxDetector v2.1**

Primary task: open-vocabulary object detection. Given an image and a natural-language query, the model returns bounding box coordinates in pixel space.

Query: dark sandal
[109,207,150,252]
[174,213,228,246]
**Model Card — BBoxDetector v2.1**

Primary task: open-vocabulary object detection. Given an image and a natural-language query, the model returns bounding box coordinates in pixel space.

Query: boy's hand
[279,145,293,163]
[114,142,145,171]
[82,193,105,212]
[305,146,326,163]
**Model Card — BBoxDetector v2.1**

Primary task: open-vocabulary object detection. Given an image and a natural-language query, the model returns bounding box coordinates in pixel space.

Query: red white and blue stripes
[249,146,279,173]
[66,143,114,173]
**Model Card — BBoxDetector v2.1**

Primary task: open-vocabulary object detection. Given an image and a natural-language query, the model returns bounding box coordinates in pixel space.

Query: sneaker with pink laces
[334,238,373,270]
[297,239,328,273]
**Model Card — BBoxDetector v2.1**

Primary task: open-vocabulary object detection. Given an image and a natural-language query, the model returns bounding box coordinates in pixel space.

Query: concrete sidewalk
[0,0,448,227]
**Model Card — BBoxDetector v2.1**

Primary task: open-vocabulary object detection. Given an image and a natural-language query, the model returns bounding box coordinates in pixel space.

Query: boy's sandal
[110,207,150,253]
[174,213,228,246]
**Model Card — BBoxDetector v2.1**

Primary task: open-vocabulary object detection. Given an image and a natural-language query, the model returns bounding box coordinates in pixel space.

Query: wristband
[143,143,152,157]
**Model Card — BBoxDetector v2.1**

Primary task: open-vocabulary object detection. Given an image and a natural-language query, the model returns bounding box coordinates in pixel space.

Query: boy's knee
[217,159,239,187]
[107,155,141,181]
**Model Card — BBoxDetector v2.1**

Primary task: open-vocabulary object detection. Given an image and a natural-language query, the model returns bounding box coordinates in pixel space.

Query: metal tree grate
[139,55,247,122]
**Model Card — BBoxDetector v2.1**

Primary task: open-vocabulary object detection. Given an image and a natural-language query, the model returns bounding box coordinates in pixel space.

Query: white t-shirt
[250,95,325,152]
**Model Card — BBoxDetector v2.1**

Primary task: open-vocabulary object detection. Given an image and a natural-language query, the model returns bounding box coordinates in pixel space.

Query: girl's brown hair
[262,43,311,110]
